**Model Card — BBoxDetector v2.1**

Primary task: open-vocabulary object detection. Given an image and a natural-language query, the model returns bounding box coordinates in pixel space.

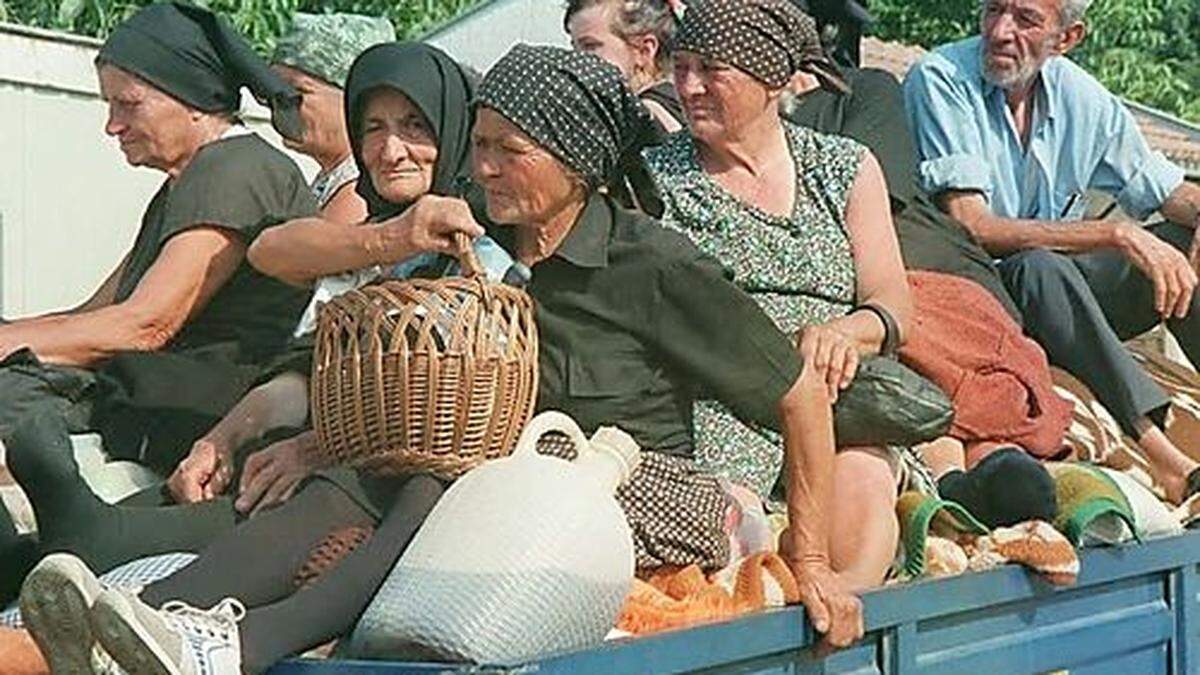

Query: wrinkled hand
[787,558,864,652]
[795,324,859,403]
[1115,223,1196,319]
[236,433,315,515]
[376,195,484,262]
[168,437,234,504]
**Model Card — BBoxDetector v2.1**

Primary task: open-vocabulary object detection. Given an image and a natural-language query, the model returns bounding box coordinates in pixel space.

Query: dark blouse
[97,133,317,465]
[492,194,801,455]
[117,133,317,359]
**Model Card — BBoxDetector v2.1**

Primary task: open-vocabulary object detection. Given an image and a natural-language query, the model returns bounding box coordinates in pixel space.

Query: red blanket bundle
[899,271,1072,464]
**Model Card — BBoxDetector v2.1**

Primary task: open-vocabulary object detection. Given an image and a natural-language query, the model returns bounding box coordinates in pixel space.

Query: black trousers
[0,353,99,599]
[0,352,238,591]
[997,222,1200,437]
[141,474,446,674]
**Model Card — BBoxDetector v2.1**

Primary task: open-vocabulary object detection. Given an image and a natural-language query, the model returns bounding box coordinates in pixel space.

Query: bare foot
[1157,467,1195,505]
[1134,425,1197,505]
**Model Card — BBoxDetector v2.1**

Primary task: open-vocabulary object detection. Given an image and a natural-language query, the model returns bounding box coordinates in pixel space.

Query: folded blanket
[899,271,1073,464]
[896,491,1078,586]
[616,553,800,635]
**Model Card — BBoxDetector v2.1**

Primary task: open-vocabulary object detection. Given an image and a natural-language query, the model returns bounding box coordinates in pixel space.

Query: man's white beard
[980,33,1058,92]
[982,56,1042,90]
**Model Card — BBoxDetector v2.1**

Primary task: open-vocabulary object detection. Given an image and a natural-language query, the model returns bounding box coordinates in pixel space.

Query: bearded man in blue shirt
[904,0,1200,503]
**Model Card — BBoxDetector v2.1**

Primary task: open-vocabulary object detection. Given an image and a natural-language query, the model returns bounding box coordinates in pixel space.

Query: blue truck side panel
[271,531,1200,675]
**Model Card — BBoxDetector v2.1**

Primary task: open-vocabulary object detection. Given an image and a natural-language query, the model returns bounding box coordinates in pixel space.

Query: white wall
[425,0,568,73]
[0,22,316,318]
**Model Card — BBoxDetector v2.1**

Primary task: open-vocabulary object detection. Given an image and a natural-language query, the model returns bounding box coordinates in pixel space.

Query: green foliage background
[0,0,485,51]
[0,0,1196,123]
[869,0,1200,123]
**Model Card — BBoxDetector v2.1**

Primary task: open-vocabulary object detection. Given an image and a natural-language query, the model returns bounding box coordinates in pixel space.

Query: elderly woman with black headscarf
[0,1,317,595]
[11,41,514,675]
[159,13,396,521]
[642,0,916,591]
[15,44,866,673]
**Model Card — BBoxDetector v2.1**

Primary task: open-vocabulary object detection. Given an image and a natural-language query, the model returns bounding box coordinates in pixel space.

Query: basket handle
[512,411,590,459]
[453,232,485,279]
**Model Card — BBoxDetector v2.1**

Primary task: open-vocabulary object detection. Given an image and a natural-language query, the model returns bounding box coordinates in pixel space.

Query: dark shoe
[937,447,1057,528]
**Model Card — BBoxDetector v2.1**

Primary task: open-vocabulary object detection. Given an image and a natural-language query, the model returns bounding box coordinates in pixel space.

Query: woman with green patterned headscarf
[269,13,395,222]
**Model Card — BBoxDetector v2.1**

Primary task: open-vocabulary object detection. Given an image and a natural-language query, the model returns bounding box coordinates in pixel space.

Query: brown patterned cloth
[674,0,847,91]
[537,433,731,571]
[1056,334,1200,499]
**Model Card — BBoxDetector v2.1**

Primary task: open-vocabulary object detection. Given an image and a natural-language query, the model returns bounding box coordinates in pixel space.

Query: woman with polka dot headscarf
[644,0,915,599]
[470,43,864,649]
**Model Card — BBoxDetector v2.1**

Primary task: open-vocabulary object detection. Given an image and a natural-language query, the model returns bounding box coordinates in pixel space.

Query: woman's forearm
[779,367,837,564]
[291,429,327,469]
[247,217,383,287]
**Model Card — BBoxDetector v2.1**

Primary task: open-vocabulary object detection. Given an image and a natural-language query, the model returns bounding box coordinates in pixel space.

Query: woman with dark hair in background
[564,0,685,132]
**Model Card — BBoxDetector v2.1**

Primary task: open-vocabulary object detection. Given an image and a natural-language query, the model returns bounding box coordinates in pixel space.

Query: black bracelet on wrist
[851,303,900,356]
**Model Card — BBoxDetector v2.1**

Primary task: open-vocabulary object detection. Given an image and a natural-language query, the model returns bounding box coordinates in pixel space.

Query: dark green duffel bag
[833,356,954,447]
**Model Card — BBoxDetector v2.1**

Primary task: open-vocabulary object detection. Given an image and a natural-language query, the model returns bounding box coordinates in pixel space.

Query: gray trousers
[998,222,1200,437]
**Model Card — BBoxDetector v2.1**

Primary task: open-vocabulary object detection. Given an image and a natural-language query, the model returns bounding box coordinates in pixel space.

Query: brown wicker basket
[310,248,538,479]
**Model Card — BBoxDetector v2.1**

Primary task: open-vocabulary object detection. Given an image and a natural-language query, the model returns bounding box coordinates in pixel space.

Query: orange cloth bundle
[899,271,1073,464]
[616,552,801,635]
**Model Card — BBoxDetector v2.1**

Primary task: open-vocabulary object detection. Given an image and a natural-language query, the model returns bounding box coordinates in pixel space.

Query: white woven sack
[349,412,636,664]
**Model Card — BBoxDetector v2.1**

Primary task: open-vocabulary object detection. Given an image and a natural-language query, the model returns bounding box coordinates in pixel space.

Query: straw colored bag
[310,241,538,479]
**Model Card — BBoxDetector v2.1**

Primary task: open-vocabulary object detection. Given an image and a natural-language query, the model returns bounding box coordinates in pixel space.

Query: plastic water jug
[349,411,641,664]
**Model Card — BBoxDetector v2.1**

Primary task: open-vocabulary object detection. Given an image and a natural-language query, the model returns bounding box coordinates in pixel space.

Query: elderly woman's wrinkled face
[471,107,583,227]
[360,87,438,205]
[272,65,345,158]
[672,51,778,145]
[98,64,201,172]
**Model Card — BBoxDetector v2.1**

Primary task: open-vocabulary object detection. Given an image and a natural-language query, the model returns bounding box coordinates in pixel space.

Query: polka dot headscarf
[476,44,656,188]
[674,0,848,92]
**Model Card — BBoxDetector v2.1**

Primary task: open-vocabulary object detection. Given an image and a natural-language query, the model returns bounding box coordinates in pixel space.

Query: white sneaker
[19,553,104,674]
[90,589,244,675]
[91,644,128,675]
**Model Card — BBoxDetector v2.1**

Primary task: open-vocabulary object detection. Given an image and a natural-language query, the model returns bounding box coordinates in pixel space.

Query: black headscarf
[344,42,475,221]
[96,2,303,141]
[476,44,658,191]
[674,0,848,92]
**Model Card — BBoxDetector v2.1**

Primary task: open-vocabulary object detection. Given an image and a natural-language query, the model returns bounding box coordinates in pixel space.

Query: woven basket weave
[311,249,538,479]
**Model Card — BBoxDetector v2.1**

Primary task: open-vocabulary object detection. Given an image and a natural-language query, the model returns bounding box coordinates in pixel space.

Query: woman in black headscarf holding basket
[14,39,494,675]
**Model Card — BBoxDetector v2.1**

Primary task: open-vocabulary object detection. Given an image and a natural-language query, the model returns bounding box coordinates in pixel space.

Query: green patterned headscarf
[271,13,395,88]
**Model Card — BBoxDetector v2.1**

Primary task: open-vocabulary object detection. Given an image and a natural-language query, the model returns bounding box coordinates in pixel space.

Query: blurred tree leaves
[4,0,484,54]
